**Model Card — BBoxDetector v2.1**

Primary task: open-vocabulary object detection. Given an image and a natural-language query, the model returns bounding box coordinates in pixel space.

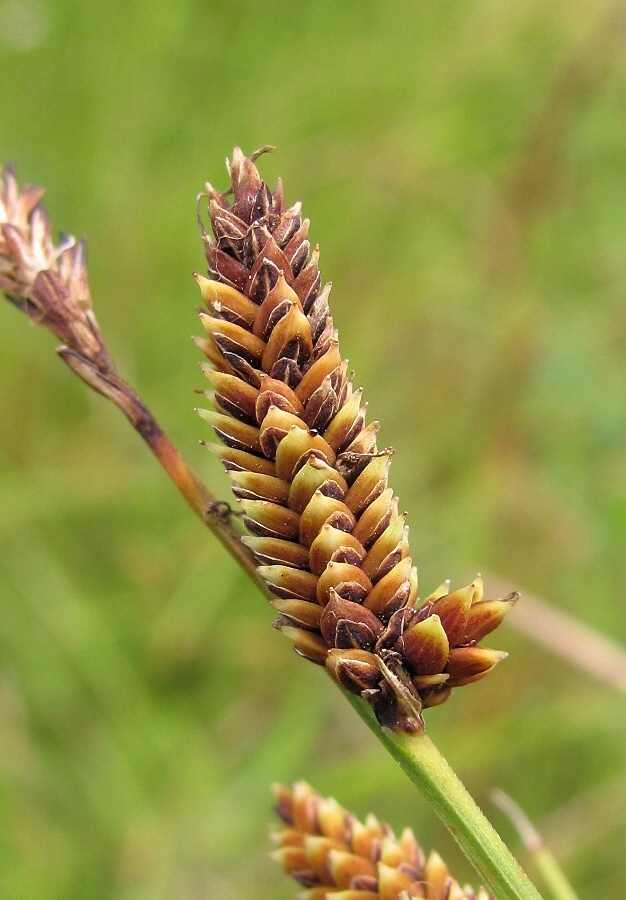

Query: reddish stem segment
[58,346,267,593]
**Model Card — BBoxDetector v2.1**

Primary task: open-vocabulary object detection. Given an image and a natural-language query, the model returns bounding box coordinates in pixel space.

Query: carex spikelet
[195,148,518,732]
[272,781,492,899]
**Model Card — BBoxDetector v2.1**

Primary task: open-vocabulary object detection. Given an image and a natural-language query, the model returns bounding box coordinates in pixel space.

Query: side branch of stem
[57,346,268,594]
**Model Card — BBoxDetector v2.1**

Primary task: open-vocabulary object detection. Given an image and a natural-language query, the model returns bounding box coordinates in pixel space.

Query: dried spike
[257,390,303,425]
[287,236,310,277]
[219,348,263,387]
[375,606,420,653]
[248,239,290,302]
[268,355,301,387]
[251,181,274,222]
[371,579,417,631]
[207,241,251,287]
[205,185,229,211]
[306,281,332,336]
[228,146,264,196]
[337,422,380,479]
[271,200,301,247]
[341,419,380,455]
[254,295,293,341]
[212,207,247,242]
[293,243,321,306]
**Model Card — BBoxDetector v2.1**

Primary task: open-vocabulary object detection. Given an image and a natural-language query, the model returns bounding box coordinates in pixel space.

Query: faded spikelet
[195,148,518,731]
[272,781,492,900]
[0,164,112,372]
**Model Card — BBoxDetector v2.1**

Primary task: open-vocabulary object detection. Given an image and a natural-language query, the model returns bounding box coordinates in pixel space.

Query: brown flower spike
[272,781,492,899]
[0,164,112,373]
[195,148,518,732]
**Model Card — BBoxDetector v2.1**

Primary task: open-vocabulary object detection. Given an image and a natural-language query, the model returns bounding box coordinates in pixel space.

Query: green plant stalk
[532,848,579,900]
[491,789,579,900]
[343,690,544,900]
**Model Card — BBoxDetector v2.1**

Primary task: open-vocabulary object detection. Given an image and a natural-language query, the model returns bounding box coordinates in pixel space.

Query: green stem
[491,789,579,900]
[343,691,544,900]
[533,849,580,900]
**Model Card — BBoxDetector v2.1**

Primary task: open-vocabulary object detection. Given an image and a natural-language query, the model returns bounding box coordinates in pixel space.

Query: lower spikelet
[272,782,492,900]
[195,148,518,731]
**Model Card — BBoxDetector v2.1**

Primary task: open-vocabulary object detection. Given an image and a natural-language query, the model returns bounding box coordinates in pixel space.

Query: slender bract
[196,148,518,732]
[272,780,492,900]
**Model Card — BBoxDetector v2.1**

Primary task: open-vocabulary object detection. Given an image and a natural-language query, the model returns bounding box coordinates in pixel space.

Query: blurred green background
[1,1,626,897]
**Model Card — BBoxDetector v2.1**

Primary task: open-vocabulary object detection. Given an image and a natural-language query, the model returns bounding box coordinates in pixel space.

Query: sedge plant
[1,148,574,899]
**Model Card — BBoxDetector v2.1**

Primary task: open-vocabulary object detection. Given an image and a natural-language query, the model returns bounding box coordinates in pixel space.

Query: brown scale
[196,148,518,732]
